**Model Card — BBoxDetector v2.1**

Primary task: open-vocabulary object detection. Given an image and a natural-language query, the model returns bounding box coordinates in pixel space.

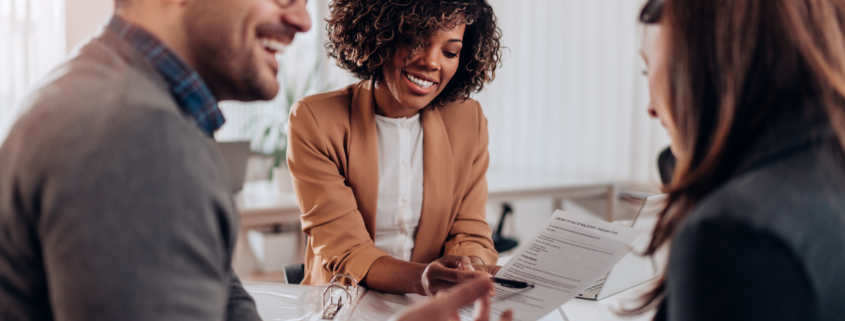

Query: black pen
[490,277,535,289]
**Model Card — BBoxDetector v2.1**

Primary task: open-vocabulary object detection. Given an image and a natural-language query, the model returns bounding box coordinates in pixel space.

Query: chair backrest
[492,203,519,253]
[657,146,676,185]
[283,264,305,284]
[283,235,309,284]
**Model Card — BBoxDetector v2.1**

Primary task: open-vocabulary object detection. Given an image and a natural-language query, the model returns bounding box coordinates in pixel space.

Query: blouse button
[401,122,407,129]
[401,196,409,203]
[402,159,409,165]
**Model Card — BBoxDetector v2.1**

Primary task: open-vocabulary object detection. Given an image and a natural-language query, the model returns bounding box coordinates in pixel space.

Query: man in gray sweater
[0,0,310,320]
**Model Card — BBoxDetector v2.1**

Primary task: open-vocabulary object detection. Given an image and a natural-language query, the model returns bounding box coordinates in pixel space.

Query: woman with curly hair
[286,0,503,295]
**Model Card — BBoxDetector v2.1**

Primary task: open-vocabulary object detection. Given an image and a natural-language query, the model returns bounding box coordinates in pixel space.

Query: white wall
[476,0,669,187]
[65,0,112,53]
[57,0,670,186]
[472,0,670,247]
[0,0,66,143]
[54,1,671,186]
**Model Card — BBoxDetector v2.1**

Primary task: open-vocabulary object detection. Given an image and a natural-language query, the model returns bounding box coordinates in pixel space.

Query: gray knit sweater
[0,28,261,321]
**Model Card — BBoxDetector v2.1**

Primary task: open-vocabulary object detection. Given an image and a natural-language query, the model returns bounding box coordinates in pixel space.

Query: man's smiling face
[183,0,311,102]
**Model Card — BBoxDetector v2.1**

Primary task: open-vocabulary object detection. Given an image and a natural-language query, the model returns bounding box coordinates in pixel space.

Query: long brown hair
[632,0,845,314]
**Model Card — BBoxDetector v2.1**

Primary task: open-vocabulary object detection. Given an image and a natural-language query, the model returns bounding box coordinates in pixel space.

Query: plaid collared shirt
[107,16,224,137]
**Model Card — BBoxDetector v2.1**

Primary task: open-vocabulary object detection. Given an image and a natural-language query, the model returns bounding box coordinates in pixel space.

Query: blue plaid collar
[107,15,224,137]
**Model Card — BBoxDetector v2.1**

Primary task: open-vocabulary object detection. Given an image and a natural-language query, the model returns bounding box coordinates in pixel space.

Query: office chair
[283,263,305,284]
[492,203,519,253]
[657,146,676,186]
[283,235,307,284]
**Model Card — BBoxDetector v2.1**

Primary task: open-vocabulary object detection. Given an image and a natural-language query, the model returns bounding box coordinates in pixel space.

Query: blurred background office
[0,0,668,281]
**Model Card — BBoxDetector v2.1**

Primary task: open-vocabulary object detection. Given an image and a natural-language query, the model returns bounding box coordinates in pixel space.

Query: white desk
[235,180,302,229]
[233,169,619,281]
[243,280,658,321]
[561,281,658,321]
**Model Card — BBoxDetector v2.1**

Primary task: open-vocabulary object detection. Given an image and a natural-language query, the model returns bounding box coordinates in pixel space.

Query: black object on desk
[491,277,535,289]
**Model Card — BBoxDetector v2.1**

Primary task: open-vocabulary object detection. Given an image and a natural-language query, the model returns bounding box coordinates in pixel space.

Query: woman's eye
[443,51,458,58]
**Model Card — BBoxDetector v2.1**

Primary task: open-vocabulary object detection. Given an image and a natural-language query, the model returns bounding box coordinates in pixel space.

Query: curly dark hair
[325,0,503,105]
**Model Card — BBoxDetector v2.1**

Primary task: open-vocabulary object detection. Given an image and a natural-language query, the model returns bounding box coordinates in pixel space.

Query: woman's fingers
[435,255,474,269]
[470,264,501,276]
[431,278,494,312]
[426,270,488,293]
[429,281,457,294]
[501,310,514,321]
[458,256,475,271]
[424,256,492,295]
[394,278,513,321]
[395,278,494,321]
[429,263,488,283]
[472,291,491,321]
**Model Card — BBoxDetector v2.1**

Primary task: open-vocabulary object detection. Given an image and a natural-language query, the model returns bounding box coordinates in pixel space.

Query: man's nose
[282,1,312,33]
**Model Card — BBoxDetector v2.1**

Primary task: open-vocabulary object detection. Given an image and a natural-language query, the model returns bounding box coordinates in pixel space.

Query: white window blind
[476,0,669,186]
[0,0,65,144]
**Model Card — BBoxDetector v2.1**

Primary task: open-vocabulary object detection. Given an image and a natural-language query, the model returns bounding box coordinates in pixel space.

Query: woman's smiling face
[378,24,466,116]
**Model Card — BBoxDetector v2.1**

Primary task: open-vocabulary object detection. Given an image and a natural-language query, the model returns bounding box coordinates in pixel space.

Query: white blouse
[373,113,424,261]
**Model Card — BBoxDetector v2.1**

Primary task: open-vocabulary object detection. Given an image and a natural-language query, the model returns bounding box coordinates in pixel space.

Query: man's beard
[183,6,279,102]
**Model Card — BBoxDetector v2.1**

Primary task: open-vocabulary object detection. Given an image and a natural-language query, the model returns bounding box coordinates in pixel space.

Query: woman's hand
[464,256,502,276]
[471,264,502,276]
[421,256,491,296]
[392,277,514,321]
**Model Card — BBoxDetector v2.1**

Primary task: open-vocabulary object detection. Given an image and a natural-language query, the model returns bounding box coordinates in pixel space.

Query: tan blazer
[287,80,498,285]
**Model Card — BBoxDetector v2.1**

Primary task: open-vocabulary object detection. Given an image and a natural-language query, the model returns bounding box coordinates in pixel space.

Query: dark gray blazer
[0,28,260,320]
[656,120,845,320]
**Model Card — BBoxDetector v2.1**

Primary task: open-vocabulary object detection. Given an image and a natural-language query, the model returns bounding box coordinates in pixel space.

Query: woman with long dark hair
[634,0,845,319]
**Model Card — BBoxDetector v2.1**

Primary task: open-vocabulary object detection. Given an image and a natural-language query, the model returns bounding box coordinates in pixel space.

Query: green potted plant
[245,59,340,193]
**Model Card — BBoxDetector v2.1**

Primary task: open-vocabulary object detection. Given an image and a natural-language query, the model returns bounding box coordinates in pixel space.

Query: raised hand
[393,278,514,321]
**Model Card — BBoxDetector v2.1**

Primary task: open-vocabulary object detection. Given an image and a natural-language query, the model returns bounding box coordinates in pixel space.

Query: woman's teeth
[259,38,287,54]
[405,72,434,89]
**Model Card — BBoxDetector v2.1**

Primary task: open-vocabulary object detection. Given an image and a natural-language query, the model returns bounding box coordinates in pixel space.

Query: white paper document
[348,291,565,321]
[462,210,642,321]
[347,210,641,321]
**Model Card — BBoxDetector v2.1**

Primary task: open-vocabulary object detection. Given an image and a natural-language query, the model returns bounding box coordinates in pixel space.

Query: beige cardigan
[287,80,498,285]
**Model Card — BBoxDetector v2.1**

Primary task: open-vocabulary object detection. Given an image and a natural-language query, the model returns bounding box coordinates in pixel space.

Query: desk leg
[233,227,259,278]
[605,185,618,222]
